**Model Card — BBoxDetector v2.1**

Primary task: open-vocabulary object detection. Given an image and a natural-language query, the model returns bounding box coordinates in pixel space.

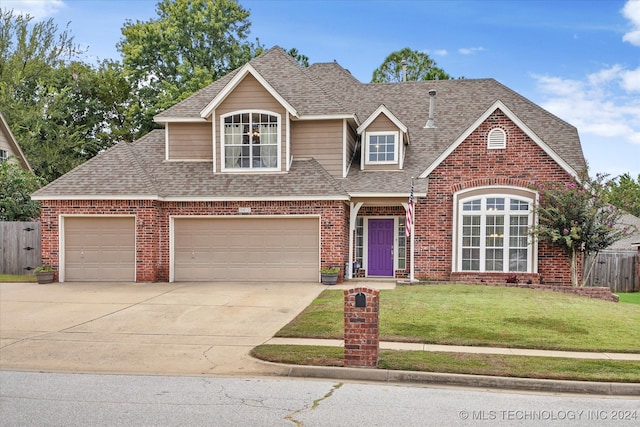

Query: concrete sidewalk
[265,338,640,361]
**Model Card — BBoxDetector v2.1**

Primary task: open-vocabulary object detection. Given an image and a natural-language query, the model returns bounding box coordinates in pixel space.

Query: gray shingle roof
[34,46,586,200]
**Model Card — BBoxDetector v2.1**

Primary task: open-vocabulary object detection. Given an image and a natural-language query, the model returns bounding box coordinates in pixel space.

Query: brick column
[344,287,379,367]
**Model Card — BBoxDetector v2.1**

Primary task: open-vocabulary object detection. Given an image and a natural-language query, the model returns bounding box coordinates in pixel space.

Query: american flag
[406,179,414,237]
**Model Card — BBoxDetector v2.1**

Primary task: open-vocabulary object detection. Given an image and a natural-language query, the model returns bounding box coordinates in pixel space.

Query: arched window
[487,128,506,149]
[455,191,534,273]
[222,111,280,170]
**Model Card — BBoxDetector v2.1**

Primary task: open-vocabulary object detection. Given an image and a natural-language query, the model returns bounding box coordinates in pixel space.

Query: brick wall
[417,109,579,285]
[39,199,348,283]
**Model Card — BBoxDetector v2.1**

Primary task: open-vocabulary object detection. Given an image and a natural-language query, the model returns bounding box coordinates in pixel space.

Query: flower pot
[321,273,338,285]
[35,271,54,284]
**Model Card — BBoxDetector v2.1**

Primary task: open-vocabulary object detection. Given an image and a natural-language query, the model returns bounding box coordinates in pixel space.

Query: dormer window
[365,131,398,164]
[222,111,280,170]
[487,128,506,149]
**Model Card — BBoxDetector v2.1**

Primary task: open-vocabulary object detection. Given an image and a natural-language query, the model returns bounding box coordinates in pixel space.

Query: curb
[255,360,640,396]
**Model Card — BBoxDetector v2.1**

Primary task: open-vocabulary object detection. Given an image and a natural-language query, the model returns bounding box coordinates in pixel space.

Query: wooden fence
[0,221,41,275]
[584,250,638,293]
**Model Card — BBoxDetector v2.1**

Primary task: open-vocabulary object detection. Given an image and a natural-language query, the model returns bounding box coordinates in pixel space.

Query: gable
[0,113,32,171]
[217,74,285,115]
[419,101,579,179]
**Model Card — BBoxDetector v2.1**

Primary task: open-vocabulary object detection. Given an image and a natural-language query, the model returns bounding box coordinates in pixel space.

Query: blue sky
[5,0,640,178]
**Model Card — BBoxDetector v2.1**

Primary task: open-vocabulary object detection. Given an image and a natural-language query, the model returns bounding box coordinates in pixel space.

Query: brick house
[32,46,586,284]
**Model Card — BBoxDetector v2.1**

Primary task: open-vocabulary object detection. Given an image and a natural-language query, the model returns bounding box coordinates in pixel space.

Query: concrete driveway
[0,281,326,376]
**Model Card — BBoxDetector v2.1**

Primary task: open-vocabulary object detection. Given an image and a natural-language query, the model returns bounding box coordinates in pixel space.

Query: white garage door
[64,216,135,282]
[173,217,319,282]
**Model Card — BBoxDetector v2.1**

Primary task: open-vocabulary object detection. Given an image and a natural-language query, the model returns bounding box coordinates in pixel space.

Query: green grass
[251,345,640,383]
[618,292,640,305]
[0,274,36,283]
[277,285,640,353]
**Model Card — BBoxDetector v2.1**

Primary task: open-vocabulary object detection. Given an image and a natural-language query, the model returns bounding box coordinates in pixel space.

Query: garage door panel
[64,217,135,282]
[174,217,319,282]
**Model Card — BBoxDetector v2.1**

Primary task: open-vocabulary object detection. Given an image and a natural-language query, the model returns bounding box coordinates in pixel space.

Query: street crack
[285,382,343,426]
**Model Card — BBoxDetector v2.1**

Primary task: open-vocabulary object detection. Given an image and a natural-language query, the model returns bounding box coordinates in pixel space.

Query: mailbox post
[343,287,379,367]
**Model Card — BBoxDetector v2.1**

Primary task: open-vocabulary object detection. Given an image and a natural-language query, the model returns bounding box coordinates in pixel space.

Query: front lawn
[0,274,36,283]
[277,285,640,353]
[253,285,640,383]
[618,292,640,305]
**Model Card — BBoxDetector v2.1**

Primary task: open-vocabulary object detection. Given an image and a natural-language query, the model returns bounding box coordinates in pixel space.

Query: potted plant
[320,266,340,285]
[34,265,54,284]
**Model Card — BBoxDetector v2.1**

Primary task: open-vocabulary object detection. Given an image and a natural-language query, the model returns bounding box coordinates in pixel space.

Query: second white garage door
[173,217,320,282]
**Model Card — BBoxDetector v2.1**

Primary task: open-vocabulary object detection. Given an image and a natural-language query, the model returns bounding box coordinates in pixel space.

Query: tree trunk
[570,248,579,287]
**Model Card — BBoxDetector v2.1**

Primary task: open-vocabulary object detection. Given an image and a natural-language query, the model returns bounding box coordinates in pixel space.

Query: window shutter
[487,129,506,149]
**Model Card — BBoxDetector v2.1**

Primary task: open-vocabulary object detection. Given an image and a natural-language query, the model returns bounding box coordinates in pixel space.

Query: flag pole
[408,177,416,282]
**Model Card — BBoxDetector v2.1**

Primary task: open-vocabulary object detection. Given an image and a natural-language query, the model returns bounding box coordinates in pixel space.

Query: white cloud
[458,47,485,55]
[2,0,65,20]
[433,49,448,56]
[622,0,640,46]
[533,66,640,147]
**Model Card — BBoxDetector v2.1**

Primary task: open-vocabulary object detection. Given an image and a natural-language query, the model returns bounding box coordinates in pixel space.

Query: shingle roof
[34,46,586,200]
[33,130,349,200]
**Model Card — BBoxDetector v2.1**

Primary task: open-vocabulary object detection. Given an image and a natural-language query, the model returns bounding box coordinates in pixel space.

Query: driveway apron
[0,282,326,376]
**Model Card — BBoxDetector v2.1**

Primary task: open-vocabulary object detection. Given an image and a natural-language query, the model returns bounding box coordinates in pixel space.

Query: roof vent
[424,89,437,128]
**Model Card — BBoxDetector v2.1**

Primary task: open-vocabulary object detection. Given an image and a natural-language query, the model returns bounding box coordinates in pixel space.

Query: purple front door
[368,219,394,276]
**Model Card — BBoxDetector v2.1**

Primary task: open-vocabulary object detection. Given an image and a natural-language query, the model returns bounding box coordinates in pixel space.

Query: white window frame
[220,110,281,172]
[364,131,399,165]
[454,191,535,273]
[487,128,506,149]
[0,149,7,162]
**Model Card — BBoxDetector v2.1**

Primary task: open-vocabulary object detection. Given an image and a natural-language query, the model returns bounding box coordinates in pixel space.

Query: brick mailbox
[344,287,379,367]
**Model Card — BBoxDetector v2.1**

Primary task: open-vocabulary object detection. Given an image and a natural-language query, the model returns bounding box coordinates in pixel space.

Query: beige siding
[168,122,212,160]
[0,127,12,154]
[216,74,288,170]
[367,114,399,132]
[291,119,343,177]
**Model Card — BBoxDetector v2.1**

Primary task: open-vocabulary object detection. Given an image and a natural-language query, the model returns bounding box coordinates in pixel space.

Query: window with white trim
[0,149,7,162]
[366,132,398,164]
[487,128,506,149]
[458,195,532,272]
[222,111,279,170]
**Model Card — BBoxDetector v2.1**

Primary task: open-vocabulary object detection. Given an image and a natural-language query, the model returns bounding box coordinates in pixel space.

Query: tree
[371,47,451,83]
[531,171,631,287]
[118,0,263,138]
[606,173,640,217]
[286,47,309,67]
[0,159,45,221]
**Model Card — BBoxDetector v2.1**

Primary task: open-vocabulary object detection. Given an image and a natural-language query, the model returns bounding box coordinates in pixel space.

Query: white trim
[32,194,351,202]
[356,104,407,134]
[342,119,348,178]
[200,64,298,119]
[59,214,136,283]
[419,100,579,178]
[286,113,291,172]
[364,131,400,165]
[219,109,282,172]
[212,111,217,173]
[164,125,169,161]
[349,192,427,199]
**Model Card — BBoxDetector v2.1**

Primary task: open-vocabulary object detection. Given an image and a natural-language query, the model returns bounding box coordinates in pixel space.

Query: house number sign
[238,207,251,213]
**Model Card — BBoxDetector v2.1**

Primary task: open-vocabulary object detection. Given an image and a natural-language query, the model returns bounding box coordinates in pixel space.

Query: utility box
[344,287,379,367]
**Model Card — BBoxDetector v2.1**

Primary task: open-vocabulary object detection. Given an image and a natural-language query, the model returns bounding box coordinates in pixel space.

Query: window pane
[368,134,395,162]
[224,112,278,169]
[398,217,406,270]
[485,248,503,271]
[509,249,528,272]
[463,199,481,211]
[487,198,505,211]
[462,248,480,271]
[510,199,529,211]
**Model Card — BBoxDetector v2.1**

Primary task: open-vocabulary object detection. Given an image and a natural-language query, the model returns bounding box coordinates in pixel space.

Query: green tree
[286,47,309,67]
[606,173,640,217]
[0,159,45,221]
[118,0,263,138]
[371,47,451,83]
[531,171,630,287]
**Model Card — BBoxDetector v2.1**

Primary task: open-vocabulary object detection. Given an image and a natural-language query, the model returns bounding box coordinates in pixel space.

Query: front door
[368,219,394,276]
